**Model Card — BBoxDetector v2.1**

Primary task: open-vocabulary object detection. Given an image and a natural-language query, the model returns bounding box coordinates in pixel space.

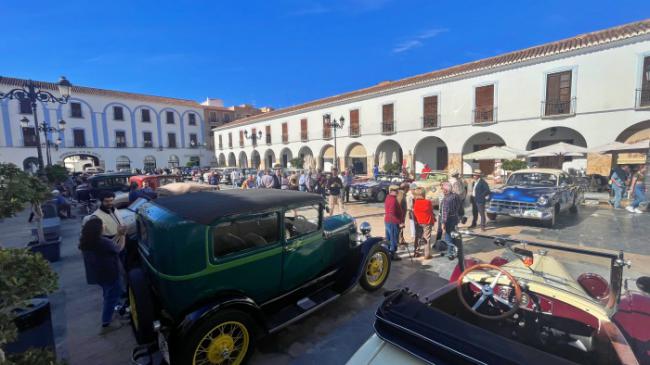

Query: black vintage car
[351,175,406,202]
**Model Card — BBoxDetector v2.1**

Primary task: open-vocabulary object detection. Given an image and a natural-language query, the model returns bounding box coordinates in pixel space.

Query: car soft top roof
[153,189,323,225]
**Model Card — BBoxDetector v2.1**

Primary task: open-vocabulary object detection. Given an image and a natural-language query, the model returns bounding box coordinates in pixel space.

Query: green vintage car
[127,189,391,364]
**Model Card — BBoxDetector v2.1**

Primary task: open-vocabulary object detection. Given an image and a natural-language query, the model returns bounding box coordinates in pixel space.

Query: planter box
[4,297,56,356]
[27,237,62,263]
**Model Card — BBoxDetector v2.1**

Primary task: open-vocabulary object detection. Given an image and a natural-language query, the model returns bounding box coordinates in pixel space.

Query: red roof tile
[216,18,650,130]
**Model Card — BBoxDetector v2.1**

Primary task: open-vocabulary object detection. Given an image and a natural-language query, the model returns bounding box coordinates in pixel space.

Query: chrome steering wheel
[456,264,522,320]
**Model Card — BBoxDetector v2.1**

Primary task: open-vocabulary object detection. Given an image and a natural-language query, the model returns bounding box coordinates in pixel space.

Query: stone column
[448,153,462,175]
[586,153,612,176]
[404,150,414,176]
[260,157,266,171]
[366,154,375,178]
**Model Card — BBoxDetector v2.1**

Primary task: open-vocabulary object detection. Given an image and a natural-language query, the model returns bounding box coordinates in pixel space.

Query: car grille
[489,199,537,210]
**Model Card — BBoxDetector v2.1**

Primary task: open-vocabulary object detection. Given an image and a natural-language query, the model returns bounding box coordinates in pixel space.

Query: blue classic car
[487,168,584,227]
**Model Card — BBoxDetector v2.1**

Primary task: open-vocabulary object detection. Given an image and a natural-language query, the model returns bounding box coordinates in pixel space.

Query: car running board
[267,287,340,333]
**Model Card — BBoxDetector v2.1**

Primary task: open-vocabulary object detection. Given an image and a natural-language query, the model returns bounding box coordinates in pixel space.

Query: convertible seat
[215,233,254,256]
[375,288,580,365]
[242,233,268,247]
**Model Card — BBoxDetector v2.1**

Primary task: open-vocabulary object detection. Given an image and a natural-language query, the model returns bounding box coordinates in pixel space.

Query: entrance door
[436,147,448,171]
[282,204,324,291]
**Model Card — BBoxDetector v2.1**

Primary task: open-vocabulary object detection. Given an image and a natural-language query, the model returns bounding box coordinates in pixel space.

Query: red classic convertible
[348,232,650,365]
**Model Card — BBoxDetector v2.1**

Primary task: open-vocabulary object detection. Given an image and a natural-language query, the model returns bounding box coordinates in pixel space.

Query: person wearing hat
[384,185,403,260]
[52,189,74,219]
[468,169,490,230]
[448,169,466,221]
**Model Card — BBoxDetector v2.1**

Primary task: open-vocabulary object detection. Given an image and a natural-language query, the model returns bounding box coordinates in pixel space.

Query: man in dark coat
[468,169,490,231]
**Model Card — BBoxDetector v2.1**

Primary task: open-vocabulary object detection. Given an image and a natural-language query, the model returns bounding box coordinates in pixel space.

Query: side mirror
[637,276,650,294]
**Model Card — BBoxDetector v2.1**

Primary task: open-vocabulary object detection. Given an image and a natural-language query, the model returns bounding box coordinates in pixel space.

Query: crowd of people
[610,164,647,213]
[382,169,490,261]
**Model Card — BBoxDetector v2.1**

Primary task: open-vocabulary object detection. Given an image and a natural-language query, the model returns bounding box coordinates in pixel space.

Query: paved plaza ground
[1,196,649,365]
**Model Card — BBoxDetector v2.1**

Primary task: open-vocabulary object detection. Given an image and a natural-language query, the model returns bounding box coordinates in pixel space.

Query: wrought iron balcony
[323,128,332,140]
[422,115,440,130]
[541,97,576,117]
[473,108,497,125]
[218,143,223,150]
[282,134,289,144]
[266,135,272,145]
[381,121,395,134]
[636,88,650,109]
[115,142,127,148]
[143,141,154,148]
[301,131,308,141]
[349,124,360,137]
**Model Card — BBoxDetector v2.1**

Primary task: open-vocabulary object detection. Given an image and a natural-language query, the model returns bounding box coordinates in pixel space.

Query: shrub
[501,159,528,172]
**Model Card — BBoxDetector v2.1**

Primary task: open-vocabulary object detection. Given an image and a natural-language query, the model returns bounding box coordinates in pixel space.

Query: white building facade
[213,20,650,177]
[0,78,210,172]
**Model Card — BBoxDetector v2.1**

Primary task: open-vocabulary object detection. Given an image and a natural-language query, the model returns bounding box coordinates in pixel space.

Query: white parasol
[463,146,529,160]
[527,142,587,157]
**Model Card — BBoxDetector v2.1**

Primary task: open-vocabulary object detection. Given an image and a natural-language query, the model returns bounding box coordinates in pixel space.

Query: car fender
[354,237,390,282]
[177,293,266,339]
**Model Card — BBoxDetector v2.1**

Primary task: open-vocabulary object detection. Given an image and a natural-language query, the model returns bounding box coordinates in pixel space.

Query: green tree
[43,165,68,185]
[501,159,528,172]
[290,157,304,169]
[383,162,402,175]
[0,163,59,364]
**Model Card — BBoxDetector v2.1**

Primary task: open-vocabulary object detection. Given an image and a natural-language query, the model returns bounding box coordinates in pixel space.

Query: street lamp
[21,117,67,166]
[244,129,263,146]
[324,114,345,170]
[1,76,72,171]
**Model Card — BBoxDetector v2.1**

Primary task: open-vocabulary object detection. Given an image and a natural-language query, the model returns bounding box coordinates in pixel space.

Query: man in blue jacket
[468,169,490,231]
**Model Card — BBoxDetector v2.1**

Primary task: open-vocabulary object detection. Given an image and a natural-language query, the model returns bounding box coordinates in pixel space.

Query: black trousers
[470,196,478,226]
[344,186,350,202]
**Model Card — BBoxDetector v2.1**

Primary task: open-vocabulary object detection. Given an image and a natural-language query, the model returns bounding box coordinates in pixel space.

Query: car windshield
[507,172,558,187]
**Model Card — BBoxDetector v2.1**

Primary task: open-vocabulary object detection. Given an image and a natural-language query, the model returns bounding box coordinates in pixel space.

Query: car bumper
[486,205,553,220]
[352,190,371,200]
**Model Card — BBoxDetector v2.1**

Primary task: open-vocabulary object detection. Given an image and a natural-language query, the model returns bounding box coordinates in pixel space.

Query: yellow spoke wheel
[365,251,389,287]
[193,321,250,365]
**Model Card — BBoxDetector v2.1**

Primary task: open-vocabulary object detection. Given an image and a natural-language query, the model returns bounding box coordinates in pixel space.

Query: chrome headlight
[537,196,548,206]
[359,221,371,236]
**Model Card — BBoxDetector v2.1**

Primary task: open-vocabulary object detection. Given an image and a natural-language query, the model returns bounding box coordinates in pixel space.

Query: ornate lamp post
[0,77,72,171]
[324,114,345,170]
[244,129,263,146]
[20,117,66,166]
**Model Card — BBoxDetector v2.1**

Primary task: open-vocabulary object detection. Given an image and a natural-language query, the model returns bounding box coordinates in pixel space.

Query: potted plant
[0,163,61,364]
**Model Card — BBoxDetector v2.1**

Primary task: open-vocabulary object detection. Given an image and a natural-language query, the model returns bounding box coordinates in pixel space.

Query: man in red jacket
[384,185,402,261]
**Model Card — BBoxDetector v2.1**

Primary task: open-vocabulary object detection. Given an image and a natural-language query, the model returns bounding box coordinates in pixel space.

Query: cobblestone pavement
[1,197,648,365]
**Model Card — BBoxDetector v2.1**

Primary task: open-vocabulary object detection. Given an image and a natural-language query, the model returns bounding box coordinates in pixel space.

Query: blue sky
[1,1,648,108]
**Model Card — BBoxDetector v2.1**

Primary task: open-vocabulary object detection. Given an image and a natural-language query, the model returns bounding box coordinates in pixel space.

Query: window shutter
[423,96,437,118]
[546,73,561,102]
[301,118,307,140]
[350,109,359,127]
[475,85,494,109]
[382,104,394,122]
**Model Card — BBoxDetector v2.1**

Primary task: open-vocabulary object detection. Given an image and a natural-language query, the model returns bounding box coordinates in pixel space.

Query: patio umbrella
[598,139,650,153]
[589,141,629,153]
[463,146,529,160]
[527,142,587,157]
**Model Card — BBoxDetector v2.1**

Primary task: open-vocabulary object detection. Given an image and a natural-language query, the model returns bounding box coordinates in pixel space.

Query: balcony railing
[422,115,440,130]
[473,108,497,125]
[381,121,395,134]
[301,131,308,141]
[218,144,223,150]
[542,97,576,117]
[636,88,650,109]
[323,128,332,140]
[349,124,360,137]
[143,141,153,148]
[115,142,127,148]
[23,137,38,147]
[282,134,289,144]
[266,136,272,145]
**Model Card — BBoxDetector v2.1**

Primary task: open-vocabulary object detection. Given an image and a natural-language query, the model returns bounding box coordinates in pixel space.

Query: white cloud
[392,28,449,54]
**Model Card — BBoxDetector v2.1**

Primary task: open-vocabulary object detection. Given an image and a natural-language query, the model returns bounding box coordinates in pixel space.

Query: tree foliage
[0,164,49,219]
[383,162,402,175]
[43,165,68,185]
[290,157,304,169]
[501,159,528,172]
